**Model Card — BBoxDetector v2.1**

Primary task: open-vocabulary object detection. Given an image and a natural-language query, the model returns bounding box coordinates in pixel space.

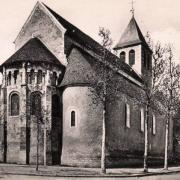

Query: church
[0,2,173,167]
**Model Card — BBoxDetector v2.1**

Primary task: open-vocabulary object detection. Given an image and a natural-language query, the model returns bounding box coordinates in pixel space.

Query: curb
[0,169,180,178]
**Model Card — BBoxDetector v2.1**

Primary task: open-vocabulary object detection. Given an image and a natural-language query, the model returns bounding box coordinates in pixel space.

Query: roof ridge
[42,3,103,48]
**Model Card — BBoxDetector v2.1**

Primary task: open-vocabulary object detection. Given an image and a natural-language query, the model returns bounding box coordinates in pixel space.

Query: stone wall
[116,45,142,75]
[0,60,63,165]
[14,2,67,65]
[61,86,103,167]
[61,45,168,167]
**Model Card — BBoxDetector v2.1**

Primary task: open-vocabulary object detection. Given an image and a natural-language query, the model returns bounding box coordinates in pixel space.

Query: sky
[0,0,180,64]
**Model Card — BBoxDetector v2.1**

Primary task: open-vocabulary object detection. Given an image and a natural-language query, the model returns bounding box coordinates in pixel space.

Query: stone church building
[0,2,173,167]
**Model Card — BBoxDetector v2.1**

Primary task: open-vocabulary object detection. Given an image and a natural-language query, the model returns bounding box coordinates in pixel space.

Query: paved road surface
[1,173,180,180]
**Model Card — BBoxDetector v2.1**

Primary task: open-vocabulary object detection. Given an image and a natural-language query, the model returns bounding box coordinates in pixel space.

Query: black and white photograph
[0,0,179,179]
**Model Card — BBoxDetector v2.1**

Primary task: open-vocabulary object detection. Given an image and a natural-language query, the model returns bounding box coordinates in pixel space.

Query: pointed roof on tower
[114,16,150,50]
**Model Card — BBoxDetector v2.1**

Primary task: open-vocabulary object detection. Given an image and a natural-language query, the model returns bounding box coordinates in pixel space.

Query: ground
[1,173,180,180]
[1,163,180,179]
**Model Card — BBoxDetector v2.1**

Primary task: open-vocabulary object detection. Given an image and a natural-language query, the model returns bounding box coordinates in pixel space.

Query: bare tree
[98,27,112,174]
[160,45,180,170]
[143,33,166,172]
[31,92,48,171]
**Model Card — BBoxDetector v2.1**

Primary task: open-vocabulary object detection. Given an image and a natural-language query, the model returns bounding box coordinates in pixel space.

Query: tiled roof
[60,45,142,88]
[44,4,142,83]
[114,16,150,50]
[1,38,62,67]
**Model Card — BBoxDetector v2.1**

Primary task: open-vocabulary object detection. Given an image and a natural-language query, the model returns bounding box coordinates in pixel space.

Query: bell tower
[113,13,152,78]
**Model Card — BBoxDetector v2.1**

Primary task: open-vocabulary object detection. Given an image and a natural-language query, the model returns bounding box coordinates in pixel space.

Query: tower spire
[130,0,135,17]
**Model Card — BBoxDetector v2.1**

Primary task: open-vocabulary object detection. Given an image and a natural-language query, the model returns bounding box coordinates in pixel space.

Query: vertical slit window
[120,51,126,62]
[71,111,76,127]
[10,93,19,116]
[129,49,135,66]
[140,108,144,132]
[8,72,11,86]
[37,70,43,84]
[125,103,130,128]
[14,70,19,84]
[30,69,35,84]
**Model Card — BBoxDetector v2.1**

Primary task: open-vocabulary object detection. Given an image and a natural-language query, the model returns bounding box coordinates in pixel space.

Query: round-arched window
[10,93,19,116]
[120,51,126,62]
[129,49,135,66]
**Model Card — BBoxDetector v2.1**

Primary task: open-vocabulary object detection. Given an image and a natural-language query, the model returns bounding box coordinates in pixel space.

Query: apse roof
[1,38,62,67]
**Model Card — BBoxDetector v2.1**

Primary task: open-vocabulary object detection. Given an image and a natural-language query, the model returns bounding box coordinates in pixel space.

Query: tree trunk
[144,104,149,172]
[44,123,46,166]
[36,119,39,171]
[164,114,170,170]
[101,108,106,174]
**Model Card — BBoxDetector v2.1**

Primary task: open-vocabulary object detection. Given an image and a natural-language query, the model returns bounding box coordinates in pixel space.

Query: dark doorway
[51,94,62,165]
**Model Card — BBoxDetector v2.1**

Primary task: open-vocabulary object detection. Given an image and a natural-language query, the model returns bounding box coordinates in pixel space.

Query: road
[1,173,180,180]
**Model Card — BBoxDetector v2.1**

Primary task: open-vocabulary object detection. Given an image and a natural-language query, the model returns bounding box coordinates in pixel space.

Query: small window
[52,72,57,86]
[129,49,135,66]
[125,104,130,128]
[14,70,19,84]
[10,93,19,116]
[140,108,144,132]
[152,114,156,135]
[71,111,76,127]
[120,51,126,62]
[30,69,35,84]
[7,72,11,86]
[37,70,43,84]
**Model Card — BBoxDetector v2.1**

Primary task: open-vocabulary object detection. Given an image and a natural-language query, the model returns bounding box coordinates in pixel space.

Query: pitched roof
[43,4,142,84]
[60,47,99,87]
[1,38,62,67]
[43,3,105,54]
[61,45,143,88]
[114,16,150,50]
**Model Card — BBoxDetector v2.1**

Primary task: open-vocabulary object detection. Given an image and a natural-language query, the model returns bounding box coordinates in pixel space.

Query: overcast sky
[0,0,180,64]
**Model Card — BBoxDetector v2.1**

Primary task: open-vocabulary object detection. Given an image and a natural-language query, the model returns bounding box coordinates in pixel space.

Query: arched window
[30,92,41,116]
[152,114,156,135]
[125,103,130,128]
[14,70,19,84]
[129,49,135,66]
[7,72,11,86]
[57,72,63,85]
[30,69,35,84]
[52,72,57,86]
[120,51,126,62]
[10,93,19,116]
[140,108,144,132]
[71,111,76,127]
[52,94,60,117]
[37,70,43,84]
